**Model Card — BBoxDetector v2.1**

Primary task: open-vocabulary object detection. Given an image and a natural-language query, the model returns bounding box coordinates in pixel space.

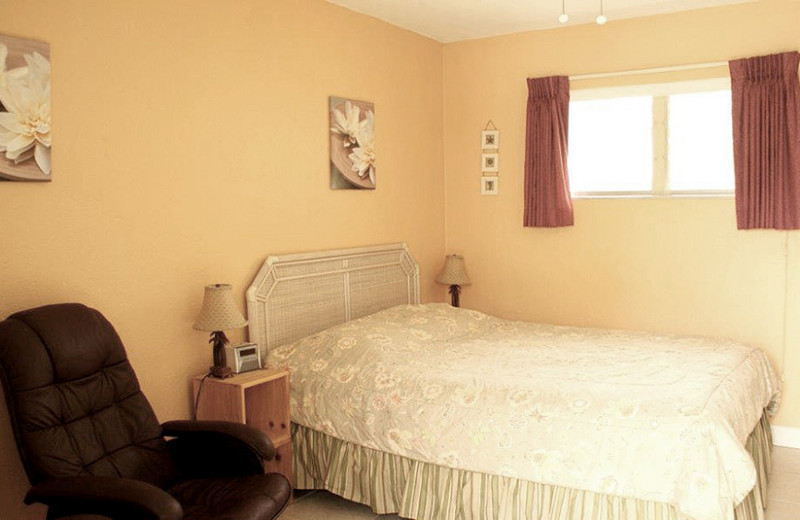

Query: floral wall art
[0,34,50,182]
[330,96,375,190]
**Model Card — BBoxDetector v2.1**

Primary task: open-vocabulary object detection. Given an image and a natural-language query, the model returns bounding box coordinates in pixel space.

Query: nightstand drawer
[264,441,293,486]
[244,378,291,446]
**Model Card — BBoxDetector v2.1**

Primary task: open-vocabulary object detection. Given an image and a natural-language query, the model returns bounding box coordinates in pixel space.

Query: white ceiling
[326,0,754,43]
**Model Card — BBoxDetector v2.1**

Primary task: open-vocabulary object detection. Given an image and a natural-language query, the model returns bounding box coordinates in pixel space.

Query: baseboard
[772,425,800,449]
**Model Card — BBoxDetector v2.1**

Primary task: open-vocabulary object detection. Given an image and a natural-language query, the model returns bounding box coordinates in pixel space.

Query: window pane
[568,97,653,193]
[668,90,734,191]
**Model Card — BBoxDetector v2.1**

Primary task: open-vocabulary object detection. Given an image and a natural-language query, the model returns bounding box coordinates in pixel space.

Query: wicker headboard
[246,243,420,355]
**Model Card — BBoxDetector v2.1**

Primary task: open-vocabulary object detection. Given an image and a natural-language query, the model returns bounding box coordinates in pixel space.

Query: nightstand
[192,369,292,486]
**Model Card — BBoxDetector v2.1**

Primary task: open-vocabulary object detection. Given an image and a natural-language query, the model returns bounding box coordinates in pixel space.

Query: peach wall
[3,0,799,516]
[0,0,443,516]
[443,0,800,430]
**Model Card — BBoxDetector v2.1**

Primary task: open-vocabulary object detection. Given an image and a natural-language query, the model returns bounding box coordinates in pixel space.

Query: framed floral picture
[481,176,499,195]
[0,34,50,182]
[330,96,375,190]
[481,130,499,150]
[481,153,499,173]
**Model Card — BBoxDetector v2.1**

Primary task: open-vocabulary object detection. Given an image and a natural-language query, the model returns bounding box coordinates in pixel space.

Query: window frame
[568,78,735,199]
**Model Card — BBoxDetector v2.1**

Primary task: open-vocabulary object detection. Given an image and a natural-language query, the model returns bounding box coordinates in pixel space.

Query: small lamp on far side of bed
[193,284,248,379]
[437,254,471,308]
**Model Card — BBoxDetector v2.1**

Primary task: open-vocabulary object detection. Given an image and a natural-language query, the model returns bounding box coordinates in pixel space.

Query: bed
[246,244,781,520]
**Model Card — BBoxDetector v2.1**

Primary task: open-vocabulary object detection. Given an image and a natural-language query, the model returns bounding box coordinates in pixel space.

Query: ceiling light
[558,0,569,23]
[596,0,607,24]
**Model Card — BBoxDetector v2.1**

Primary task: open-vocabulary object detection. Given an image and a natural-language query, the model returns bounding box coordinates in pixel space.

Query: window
[569,97,653,194]
[568,85,734,197]
[668,90,734,192]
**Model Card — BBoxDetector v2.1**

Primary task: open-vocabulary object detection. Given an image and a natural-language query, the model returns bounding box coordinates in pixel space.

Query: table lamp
[193,283,248,378]
[436,254,471,307]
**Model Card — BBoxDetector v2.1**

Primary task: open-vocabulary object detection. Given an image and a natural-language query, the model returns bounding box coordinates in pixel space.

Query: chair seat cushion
[168,474,291,520]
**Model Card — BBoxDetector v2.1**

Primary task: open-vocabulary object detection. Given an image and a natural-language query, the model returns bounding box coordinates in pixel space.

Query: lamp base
[209,330,233,378]
[209,364,233,379]
[449,285,461,307]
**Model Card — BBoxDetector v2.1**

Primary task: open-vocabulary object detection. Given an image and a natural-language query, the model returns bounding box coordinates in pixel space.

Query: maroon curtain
[523,76,573,227]
[730,51,800,230]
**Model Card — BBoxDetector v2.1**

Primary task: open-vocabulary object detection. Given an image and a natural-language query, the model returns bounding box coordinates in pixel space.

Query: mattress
[269,303,781,520]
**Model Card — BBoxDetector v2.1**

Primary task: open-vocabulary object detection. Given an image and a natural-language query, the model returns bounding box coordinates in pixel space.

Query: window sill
[572,191,734,200]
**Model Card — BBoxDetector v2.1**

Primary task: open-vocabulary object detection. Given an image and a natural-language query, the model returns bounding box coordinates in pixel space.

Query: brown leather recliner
[0,303,291,520]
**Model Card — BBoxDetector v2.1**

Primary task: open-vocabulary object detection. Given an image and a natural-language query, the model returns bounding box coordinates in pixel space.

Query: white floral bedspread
[270,304,781,520]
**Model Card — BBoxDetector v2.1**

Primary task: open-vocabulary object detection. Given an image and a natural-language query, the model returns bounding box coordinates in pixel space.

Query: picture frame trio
[481,126,499,195]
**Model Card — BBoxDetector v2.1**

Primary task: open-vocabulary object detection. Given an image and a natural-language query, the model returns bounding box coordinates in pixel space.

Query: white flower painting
[0,34,51,182]
[330,97,375,189]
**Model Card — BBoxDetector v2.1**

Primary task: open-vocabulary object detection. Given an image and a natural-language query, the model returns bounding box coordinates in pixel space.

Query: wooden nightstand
[192,369,292,486]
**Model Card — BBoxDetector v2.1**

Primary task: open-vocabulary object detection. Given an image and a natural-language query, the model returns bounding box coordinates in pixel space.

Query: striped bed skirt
[292,413,772,520]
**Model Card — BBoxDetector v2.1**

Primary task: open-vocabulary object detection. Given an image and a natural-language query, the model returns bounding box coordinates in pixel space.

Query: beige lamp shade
[436,255,471,286]
[193,284,248,332]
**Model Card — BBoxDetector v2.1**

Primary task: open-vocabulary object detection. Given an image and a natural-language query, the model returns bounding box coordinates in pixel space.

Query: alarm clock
[225,343,262,373]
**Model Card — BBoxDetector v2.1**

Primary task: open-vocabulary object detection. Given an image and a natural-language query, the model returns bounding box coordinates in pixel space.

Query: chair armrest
[25,476,183,520]
[162,420,276,460]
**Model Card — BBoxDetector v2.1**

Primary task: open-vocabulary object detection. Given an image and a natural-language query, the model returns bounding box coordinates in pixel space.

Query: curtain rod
[569,60,729,81]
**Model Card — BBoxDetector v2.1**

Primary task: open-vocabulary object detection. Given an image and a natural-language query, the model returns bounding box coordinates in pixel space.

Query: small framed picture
[481,130,499,150]
[481,153,499,172]
[481,176,499,195]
